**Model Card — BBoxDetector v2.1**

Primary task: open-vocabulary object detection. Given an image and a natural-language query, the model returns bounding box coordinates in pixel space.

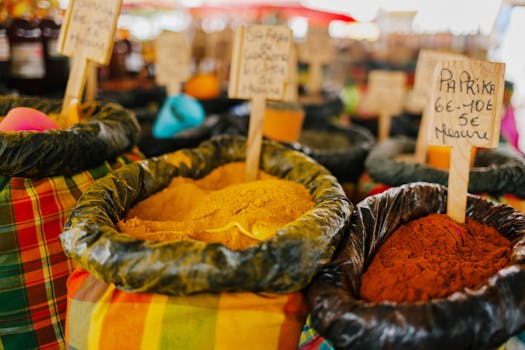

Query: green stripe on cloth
[158,294,220,350]
[67,300,93,350]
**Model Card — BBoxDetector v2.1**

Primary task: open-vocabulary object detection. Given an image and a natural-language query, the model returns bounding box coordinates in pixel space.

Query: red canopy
[189,4,355,25]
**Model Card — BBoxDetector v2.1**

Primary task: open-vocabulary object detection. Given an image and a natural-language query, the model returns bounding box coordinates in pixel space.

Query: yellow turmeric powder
[118,162,314,250]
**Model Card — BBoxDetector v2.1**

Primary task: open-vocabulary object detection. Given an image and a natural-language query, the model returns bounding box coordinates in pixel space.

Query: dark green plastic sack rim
[365,136,525,198]
[307,182,525,350]
[0,96,141,178]
[60,135,352,295]
[289,123,375,182]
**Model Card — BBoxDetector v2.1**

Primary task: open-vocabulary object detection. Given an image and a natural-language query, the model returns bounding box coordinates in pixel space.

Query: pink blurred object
[501,106,521,153]
[0,107,60,132]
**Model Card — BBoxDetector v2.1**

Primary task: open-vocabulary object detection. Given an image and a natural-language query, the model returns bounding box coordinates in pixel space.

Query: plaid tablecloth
[0,152,141,350]
[66,268,308,350]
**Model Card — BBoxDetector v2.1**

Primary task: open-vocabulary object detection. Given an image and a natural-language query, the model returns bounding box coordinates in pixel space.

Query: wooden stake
[447,143,472,223]
[61,54,88,126]
[85,62,98,102]
[378,110,392,142]
[58,0,122,127]
[246,95,266,181]
[427,59,505,222]
[228,25,293,180]
[307,59,323,95]
[414,104,430,163]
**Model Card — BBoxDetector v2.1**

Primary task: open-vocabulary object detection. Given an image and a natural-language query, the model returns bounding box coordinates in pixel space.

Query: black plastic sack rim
[365,136,525,198]
[288,123,375,182]
[60,135,352,296]
[307,182,525,350]
[0,96,141,178]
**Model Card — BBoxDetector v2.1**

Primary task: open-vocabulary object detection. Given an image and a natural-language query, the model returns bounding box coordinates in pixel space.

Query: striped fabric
[0,152,141,350]
[66,268,308,350]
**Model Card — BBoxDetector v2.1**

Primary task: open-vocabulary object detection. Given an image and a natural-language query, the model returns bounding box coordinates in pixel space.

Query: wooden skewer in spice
[360,70,407,142]
[57,0,122,127]
[427,59,505,223]
[228,25,293,181]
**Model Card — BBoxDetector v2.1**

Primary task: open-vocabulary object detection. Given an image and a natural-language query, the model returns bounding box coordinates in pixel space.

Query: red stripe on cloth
[99,290,152,350]
[66,268,91,297]
[278,293,309,350]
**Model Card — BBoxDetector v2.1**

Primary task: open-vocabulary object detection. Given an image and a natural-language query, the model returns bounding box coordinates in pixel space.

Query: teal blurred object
[153,93,205,139]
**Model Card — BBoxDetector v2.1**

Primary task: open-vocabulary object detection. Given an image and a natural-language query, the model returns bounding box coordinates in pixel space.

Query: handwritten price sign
[229,25,292,100]
[428,59,505,223]
[229,25,292,181]
[412,50,466,163]
[362,70,407,141]
[58,0,122,126]
[297,25,333,95]
[429,61,505,148]
[155,30,191,96]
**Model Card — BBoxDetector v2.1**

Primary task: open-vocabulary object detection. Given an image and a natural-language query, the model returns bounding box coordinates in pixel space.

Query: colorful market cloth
[66,268,308,350]
[0,152,141,350]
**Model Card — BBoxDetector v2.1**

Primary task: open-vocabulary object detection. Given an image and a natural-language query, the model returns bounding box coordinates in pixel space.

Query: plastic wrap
[307,182,525,349]
[60,135,351,296]
[290,123,375,183]
[0,96,141,178]
[366,137,525,198]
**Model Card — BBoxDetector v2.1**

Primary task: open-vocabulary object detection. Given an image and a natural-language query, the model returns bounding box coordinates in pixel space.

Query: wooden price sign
[412,50,466,163]
[206,29,234,83]
[298,25,334,95]
[58,0,122,127]
[362,70,407,141]
[284,45,299,102]
[427,59,505,223]
[155,30,191,96]
[228,25,292,181]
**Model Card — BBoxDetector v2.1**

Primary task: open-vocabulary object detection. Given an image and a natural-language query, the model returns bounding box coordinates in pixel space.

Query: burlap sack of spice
[304,182,525,350]
[356,136,525,202]
[59,134,351,295]
[0,96,142,350]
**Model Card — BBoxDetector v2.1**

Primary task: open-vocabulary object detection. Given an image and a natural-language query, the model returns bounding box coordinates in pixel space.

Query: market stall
[1,1,525,349]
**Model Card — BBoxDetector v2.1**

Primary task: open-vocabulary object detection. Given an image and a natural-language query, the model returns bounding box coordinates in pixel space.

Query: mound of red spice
[360,213,511,302]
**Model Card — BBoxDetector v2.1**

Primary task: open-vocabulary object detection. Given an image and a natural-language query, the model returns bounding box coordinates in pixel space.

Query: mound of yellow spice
[118,162,314,250]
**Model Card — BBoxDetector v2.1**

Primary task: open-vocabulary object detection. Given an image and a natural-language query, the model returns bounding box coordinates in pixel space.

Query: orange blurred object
[262,102,304,143]
[427,145,477,170]
[184,73,221,100]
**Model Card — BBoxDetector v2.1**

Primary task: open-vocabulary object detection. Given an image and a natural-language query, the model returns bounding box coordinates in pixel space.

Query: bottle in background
[0,14,10,89]
[40,15,69,93]
[7,9,46,95]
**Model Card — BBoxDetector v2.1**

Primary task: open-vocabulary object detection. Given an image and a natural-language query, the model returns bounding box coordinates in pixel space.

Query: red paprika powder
[360,213,511,303]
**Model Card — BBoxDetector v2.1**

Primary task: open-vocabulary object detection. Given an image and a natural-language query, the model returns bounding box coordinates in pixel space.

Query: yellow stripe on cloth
[214,293,288,350]
[141,294,168,350]
[87,284,114,350]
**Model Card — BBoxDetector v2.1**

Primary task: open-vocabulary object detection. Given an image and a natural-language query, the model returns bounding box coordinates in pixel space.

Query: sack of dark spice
[302,182,525,350]
[0,96,142,350]
[299,91,344,129]
[288,123,375,195]
[355,136,525,209]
